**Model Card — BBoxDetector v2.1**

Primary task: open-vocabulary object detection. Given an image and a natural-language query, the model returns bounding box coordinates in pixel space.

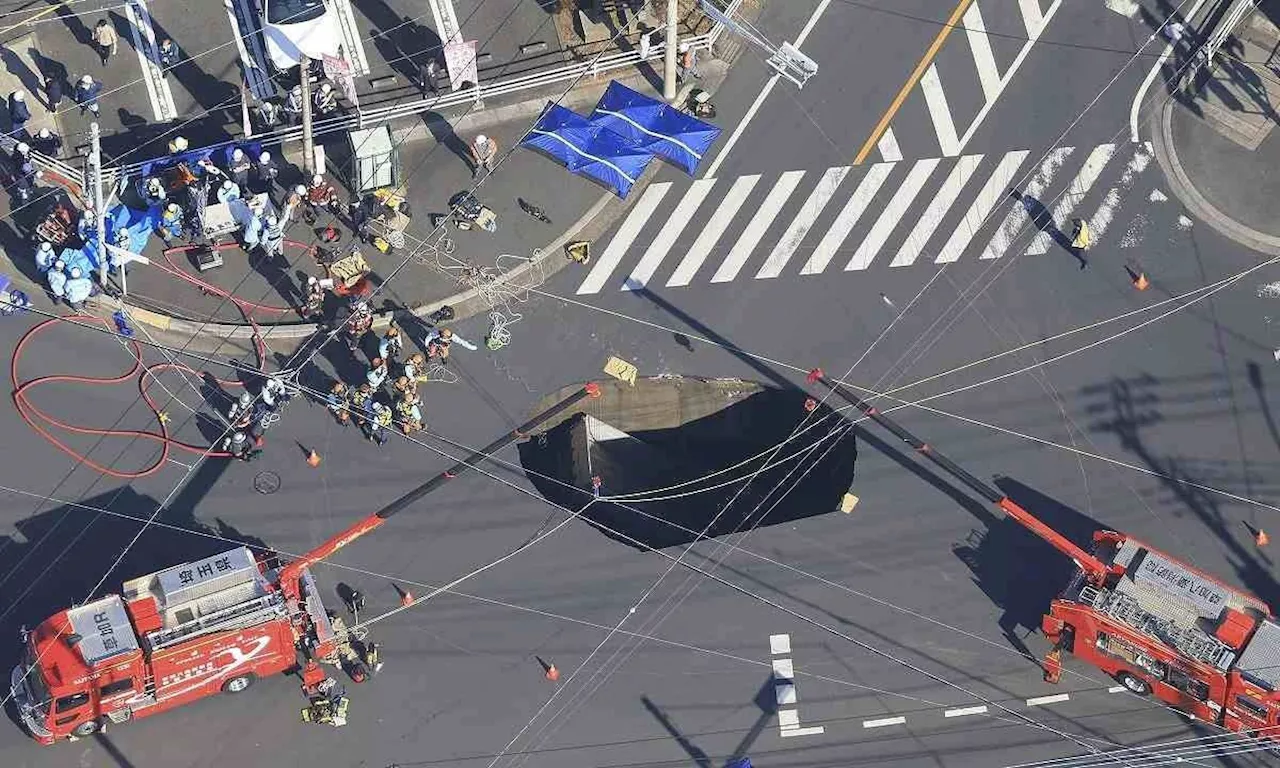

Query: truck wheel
[222,674,256,694]
[72,719,99,737]
[1117,672,1150,696]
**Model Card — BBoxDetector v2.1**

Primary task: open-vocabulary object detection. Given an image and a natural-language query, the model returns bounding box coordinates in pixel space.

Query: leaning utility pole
[663,0,678,100]
[300,55,314,176]
[89,122,108,286]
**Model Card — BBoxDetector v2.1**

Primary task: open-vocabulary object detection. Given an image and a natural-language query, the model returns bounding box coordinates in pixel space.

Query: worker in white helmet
[33,127,61,156]
[313,81,337,115]
[468,133,497,178]
[229,147,251,187]
[64,266,95,310]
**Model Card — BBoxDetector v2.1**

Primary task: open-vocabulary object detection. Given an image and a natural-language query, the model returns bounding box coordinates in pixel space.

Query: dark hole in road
[518,380,856,550]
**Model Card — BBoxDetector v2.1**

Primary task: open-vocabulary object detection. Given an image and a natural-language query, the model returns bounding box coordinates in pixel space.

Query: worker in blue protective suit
[64,266,94,311]
[46,259,66,301]
[34,241,56,273]
[142,176,166,206]
[109,229,132,276]
[157,201,185,245]
[217,179,241,204]
[260,214,284,260]
[241,211,263,251]
[77,204,97,243]
[0,286,31,315]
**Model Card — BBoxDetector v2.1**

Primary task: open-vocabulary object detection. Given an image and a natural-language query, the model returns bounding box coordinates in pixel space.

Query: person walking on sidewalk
[468,134,497,178]
[74,75,102,117]
[33,127,61,157]
[8,91,31,137]
[44,73,63,111]
[157,38,179,70]
[367,402,392,445]
[92,20,118,66]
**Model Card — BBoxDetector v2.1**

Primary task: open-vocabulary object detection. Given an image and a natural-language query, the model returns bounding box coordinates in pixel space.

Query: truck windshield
[22,646,51,716]
[266,0,325,26]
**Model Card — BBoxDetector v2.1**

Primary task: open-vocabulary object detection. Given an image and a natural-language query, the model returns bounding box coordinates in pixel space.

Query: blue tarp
[589,81,721,175]
[521,103,655,198]
[80,203,160,269]
[138,141,263,179]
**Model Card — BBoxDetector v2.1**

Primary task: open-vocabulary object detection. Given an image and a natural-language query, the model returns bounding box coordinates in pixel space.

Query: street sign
[767,42,818,88]
[323,54,359,107]
[443,40,479,92]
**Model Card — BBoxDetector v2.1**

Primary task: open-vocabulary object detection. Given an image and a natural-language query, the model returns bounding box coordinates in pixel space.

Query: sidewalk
[1152,2,1280,255]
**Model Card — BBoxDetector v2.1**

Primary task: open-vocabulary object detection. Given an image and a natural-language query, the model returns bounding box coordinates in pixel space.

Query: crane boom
[279,382,601,599]
[806,369,1118,584]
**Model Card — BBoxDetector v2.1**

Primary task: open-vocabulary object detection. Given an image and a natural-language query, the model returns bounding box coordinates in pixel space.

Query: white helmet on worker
[679,42,690,53]
[320,82,332,93]
[11,90,23,101]
[166,202,180,213]
[15,142,29,154]
[311,174,323,186]
[80,75,93,86]
[221,180,234,191]
[37,128,50,139]
[259,151,270,163]
[69,267,82,279]
[53,259,65,271]
[232,148,244,160]
[476,134,488,145]
[266,214,278,227]
[294,184,307,196]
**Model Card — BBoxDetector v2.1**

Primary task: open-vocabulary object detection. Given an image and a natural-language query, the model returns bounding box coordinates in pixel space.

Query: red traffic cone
[1257,529,1270,547]
[1125,265,1150,291]
[545,664,560,682]
[306,449,321,467]
[393,583,414,607]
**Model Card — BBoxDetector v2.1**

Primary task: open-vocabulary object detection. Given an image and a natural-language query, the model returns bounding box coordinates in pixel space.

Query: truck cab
[1225,618,1280,744]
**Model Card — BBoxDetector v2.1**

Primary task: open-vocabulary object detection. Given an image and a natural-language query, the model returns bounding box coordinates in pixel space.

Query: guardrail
[1204,0,1257,66]
[119,25,721,177]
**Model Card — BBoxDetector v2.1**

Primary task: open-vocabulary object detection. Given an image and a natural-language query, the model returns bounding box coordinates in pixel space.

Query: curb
[1151,95,1280,257]
[125,61,737,346]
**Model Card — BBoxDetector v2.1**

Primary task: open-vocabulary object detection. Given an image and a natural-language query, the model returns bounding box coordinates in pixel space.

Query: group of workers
[35,240,97,310]
[218,374,298,461]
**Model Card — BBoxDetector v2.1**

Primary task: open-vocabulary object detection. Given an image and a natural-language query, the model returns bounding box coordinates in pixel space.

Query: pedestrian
[313,82,337,115]
[283,183,306,224]
[222,431,260,462]
[326,382,349,425]
[34,240,56,273]
[217,179,241,204]
[304,174,337,224]
[303,276,326,319]
[92,20,118,66]
[8,90,31,136]
[368,402,392,445]
[468,134,497,178]
[395,393,422,434]
[677,42,701,81]
[416,58,439,95]
[33,127,61,157]
[77,203,96,242]
[157,38,179,70]
[142,175,166,206]
[74,75,102,117]
[228,147,250,188]
[366,357,389,390]
[44,73,63,111]
[226,391,254,429]
[253,151,277,192]
[261,375,295,410]
[426,327,453,364]
[1,287,31,315]
[64,266,94,311]
[401,352,425,381]
[260,214,284,260]
[14,166,39,202]
[378,324,402,361]
[157,201,184,245]
[11,140,29,165]
[392,375,416,399]
[46,259,66,301]
[348,382,373,429]
[255,98,280,130]
[283,85,304,124]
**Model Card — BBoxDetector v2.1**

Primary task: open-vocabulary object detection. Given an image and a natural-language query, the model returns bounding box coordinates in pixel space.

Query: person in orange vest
[1042,647,1063,684]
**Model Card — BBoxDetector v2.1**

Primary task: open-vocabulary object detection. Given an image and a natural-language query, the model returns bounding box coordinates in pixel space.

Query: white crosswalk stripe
[573,142,1156,295]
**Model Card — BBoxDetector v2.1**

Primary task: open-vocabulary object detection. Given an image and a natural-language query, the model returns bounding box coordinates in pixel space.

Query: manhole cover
[253,471,281,495]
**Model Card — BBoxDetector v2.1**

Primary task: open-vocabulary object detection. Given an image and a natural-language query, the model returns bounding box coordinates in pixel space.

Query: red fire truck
[806,369,1280,746]
[9,383,599,744]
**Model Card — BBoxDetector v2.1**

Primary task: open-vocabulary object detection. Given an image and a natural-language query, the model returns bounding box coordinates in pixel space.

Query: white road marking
[1024,143,1116,255]
[771,658,794,679]
[701,0,832,177]
[936,150,1028,263]
[779,709,799,729]
[1082,143,1152,243]
[891,154,981,267]
[878,127,904,162]
[780,726,826,737]
[980,146,1074,260]
[1108,686,1127,693]
[801,163,895,274]
[846,158,939,270]
[944,705,988,718]
[769,633,792,655]
[328,0,370,75]
[1131,0,1210,140]
[125,0,177,121]
[756,166,850,279]
[576,183,671,294]
[920,64,960,156]
[225,0,273,100]
[711,171,805,283]
[863,716,907,728]
[165,457,194,469]
[957,0,1063,153]
[963,3,1002,103]
[667,175,759,287]
[1019,0,1045,37]
[1105,0,1140,17]
[1027,693,1071,706]
[622,179,715,290]
[775,683,797,705]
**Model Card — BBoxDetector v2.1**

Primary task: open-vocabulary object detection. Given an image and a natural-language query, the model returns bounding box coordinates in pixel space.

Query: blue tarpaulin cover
[80,203,160,269]
[589,81,720,175]
[520,103,655,197]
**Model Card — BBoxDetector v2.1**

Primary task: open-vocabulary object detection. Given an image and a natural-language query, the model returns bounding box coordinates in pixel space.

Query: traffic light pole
[663,0,678,100]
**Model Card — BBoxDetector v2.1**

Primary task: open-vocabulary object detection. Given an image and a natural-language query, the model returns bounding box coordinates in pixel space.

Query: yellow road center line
[0,4,64,39]
[853,0,977,165]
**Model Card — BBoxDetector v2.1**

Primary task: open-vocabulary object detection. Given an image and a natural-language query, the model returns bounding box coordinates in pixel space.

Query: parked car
[261,0,342,71]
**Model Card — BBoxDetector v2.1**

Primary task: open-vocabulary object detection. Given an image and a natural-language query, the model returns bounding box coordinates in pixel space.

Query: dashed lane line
[944,705,989,718]
[1027,693,1071,706]
[863,716,908,728]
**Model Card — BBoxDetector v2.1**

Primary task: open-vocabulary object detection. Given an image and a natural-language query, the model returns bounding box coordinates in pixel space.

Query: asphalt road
[3,1,1280,767]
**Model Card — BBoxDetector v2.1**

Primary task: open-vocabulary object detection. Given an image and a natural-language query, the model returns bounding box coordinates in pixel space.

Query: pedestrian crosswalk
[574,142,1157,296]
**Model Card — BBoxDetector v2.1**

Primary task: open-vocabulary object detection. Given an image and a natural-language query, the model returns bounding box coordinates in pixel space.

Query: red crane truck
[9,383,600,744]
[806,369,1280,748]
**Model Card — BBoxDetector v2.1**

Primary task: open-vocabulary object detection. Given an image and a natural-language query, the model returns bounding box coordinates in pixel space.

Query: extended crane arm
[806,369,1118,584]
[278,382,602,599]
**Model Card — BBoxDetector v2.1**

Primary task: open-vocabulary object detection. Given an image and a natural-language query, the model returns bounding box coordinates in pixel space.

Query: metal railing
[1204,0,1258,67]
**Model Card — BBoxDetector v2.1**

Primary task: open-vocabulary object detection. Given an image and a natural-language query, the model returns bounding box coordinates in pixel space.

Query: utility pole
[300,55,314,176]
[89,122,108,287]
[663,0,678,100]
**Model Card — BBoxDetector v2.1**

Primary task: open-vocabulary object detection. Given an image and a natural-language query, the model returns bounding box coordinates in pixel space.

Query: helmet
[53,259,65,271]
[232,148,244,160]
[69,267,82,279]
[170,136,188,151]
[15,142,28,154]
[232,431,247,444]
[291,84,301,94]
[311,174,323,186]
[37,128,50,139]
[475,134,488,145]
[221,180,233,191]
[294,184,307,196]
[238,392,252,406]
[259,151,270,163]
[332,382,346,393]
[37,240,52,253]
[371,357,383,367]
[353,300,368,313]
[167,202,180,213]
[12,90,23,101]
[395,376,408,388]
[320,83,332,93]
[307,275,318,285]
[679,42,690,53]
[147,177,161,190]
[80,75,93,86]
[441,328,453,339]
[265,214,278,227]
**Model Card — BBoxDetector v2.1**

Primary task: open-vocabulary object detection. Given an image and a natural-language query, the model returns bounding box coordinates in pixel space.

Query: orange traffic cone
[306,449,321,467]
[545,664,560,682]
[394,584,414,607]
[1257,529,1270,547]
[1126,265,1150,291]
